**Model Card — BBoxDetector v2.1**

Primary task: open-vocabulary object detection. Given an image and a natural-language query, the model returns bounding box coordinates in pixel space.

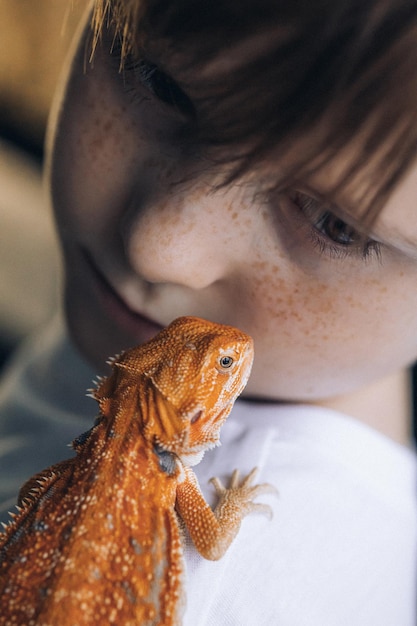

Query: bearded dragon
[0,316,274,626]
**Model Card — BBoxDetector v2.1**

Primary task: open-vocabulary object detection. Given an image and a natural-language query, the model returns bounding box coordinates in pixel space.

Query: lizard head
[95,317,254,466]
[147,316,254,465]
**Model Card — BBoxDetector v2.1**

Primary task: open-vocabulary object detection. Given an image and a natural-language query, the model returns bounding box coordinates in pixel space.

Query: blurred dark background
[0,0,84,368]
[0,1,84,160]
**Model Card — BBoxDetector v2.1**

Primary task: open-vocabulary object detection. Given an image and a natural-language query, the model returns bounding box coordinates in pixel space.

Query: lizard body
[0,316,274,626]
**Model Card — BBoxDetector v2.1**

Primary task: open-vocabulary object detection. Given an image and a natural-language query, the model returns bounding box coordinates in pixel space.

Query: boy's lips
[81,248,165,344]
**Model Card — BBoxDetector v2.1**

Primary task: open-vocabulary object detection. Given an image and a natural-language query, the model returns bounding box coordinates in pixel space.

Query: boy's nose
[122,183,248,290]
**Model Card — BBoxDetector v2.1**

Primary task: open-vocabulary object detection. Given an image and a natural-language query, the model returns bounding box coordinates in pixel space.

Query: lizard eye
[219,355,234,369]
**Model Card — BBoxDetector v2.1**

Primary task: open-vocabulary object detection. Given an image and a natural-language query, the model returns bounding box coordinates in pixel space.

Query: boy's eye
[313,211,361,246]
[133,59,194,113]
[290,190,381,261]
[122,53,195,117]
[107,28,195,117]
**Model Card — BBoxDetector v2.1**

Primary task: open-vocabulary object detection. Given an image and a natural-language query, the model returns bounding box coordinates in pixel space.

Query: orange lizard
[0,316,274,626]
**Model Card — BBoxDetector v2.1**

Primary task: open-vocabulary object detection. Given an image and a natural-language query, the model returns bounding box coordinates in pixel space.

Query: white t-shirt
[0,317,416,626]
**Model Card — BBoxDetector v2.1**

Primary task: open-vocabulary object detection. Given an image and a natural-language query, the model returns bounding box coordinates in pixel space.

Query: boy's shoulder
[187,402,417,626]
[0,316,94,522]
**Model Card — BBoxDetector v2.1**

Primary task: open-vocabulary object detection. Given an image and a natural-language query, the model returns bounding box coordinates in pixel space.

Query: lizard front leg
[175,466,276,561]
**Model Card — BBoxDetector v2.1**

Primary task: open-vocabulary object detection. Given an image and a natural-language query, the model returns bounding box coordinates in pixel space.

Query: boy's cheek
[49,54,187,245]
[51,118,136,234]
[243,265,409,400]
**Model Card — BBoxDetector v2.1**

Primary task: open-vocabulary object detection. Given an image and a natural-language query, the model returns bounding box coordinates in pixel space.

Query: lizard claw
[209,467,278,520]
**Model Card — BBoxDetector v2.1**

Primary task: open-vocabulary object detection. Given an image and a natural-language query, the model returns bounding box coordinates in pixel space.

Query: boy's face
[47,13,417,403]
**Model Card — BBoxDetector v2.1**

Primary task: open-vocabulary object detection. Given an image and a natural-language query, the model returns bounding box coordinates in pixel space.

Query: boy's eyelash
[290,191,382,262]
[308,228,380,261]
[137,61,195,117]
[110,41,195,117]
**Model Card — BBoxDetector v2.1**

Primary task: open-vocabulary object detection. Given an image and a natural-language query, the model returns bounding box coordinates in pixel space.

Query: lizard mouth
[178,432,222,467]
[179,449,207,467]
[154,440,208,469]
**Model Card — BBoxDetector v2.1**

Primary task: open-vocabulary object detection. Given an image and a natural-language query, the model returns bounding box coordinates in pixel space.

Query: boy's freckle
[91,137,104,151]
[252,261,267,272]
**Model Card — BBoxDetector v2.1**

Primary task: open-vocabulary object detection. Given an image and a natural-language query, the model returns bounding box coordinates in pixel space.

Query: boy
[1,1,416,623]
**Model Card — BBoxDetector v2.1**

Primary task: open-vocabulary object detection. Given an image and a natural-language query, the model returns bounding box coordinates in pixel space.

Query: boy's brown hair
[92,0,417,221]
